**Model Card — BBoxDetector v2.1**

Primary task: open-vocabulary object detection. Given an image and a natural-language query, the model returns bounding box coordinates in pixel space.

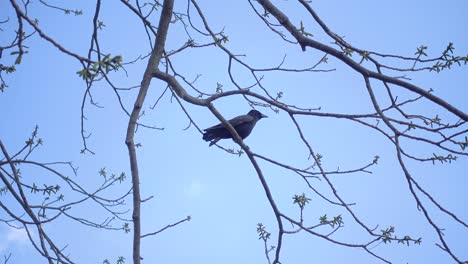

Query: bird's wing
[204,114,254,131]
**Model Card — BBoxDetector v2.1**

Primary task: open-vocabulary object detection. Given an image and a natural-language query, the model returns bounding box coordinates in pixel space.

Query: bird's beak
[261,114,268,118]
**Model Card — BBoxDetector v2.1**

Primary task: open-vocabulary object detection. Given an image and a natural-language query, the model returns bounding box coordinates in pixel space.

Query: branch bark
[256,0,468,121]
[125,0,174,263]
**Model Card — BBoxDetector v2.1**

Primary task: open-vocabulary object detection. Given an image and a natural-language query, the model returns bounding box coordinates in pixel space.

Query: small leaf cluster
[428,114,441,128]
[380,226,422,246]
[30,183,60,196]
[1,63,18,92]
[123,223,131,233]
[0,186,8,196]
[215,83,223,93]
[314,153,323,165]
[0,64,16,74]
[102,256,125,264]
[430,153,457,164]
[10,50,29,65]
[25,125,43,148]
[429,43,468,72]
[77,54,123,81]
[99,167,127,182]
[319,214,343,228]
[275,91,283,101]
[359,51,370,63]
[343,48,353,57]
[213,32,229,46]
[415,45,428,57]
[459,136,468,151]
[298,21,313,37]
[226,148,244,157]
[64,9,83,15]
[373,155,380,164]
[292,193,311,209]
[257,223,271,241]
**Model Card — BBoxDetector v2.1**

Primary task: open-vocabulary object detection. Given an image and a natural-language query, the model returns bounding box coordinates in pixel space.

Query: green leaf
[15,55,22,65]
[415,45,428,57]
[292,193,311,209]
[319,214,328,223]
[99,167,107,177]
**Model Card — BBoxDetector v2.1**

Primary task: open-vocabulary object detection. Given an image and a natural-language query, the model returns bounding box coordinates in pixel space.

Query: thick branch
[124,0,174,263]
[256,0,467,121]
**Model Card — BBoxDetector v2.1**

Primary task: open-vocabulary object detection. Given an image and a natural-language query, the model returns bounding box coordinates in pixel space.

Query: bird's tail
[203,131,220,147]
[202,131,216,141]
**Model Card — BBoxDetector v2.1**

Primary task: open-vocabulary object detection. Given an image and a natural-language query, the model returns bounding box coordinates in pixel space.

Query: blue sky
[1,0,467,263]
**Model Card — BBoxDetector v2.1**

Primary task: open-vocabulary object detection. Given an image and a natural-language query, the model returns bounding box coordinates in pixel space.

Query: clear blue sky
[1,0,467,263]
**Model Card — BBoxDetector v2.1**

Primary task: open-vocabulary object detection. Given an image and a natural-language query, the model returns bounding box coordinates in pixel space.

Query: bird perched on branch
[202,110,268,146]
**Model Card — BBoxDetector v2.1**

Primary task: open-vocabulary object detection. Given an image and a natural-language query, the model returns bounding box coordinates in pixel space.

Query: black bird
[202,110,268,146]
